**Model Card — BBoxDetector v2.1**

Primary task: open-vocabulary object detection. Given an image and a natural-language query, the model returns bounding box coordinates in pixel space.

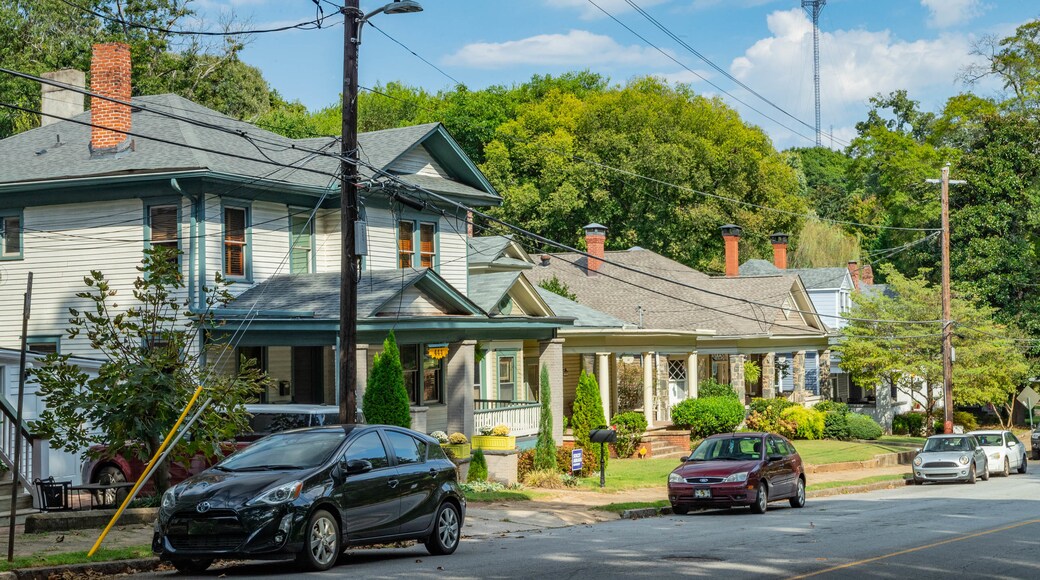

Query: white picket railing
[474,403,541,437]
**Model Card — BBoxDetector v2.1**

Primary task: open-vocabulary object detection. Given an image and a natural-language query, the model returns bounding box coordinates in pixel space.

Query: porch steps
[0,473,35,515]
[648,443,687,459]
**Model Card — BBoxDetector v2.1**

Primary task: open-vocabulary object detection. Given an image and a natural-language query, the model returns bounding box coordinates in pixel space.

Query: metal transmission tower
[802,0,826,146]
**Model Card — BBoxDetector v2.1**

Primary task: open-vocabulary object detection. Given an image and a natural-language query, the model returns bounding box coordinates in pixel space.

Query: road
[134,472,1040,579]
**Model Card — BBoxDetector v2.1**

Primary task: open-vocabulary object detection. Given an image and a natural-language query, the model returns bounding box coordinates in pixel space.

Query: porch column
[355,343,369,404]
[819,349,832,400]
[730,354,746,401]
[446,340,476,437]
[761,353,776,399]
[656,353,669,422]
[538,338,565,444]
[596,352,611,424]
[642,352,654,426]
[687,352,698,399]
[792,350,806,403]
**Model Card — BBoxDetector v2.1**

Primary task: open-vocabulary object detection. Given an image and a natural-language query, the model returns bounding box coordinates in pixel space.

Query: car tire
[750,483,768,514]
[1019,456,1028,474]
[672,505,689,515]
[425,502,461,556]
[789,478,806,508]
[171,558,212,575]
[981,462,990,481]
[1002,457,1010,477]
[296,509,340,571]
[967,464,977,484]
[1034,449,1040,461]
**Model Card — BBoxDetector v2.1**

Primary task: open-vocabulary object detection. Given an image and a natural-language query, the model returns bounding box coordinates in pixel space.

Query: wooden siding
[315,209,339,273]
[377,286,449,316]
[389,145,451,179]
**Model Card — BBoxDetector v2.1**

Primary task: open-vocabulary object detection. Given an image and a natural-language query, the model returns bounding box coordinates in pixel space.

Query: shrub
[813,400,850,415]
[491,424,511,436]
[534,365,558,471]
[468,448,489,482]
[745,410,797,438]
[893,412,925,436]
[749,397,794,416]
[611,411,648,458]
[847,413,883,440]
[822,411,850,440]
[932,411,979,434]
[523,469,565,489]
[780,406,826,440]
[743,360,761,385]
[517,449,535,481]
[448,432,468,444]
[697,378,738,399]
[671,397,746,438]
[560,444,599,477]
[572,370,608,471]
[362,331,411,428]
[431,431,449,444]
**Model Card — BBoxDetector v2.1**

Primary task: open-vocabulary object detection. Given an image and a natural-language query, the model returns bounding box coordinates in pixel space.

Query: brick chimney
[584,223,607,274]
[89,42,133,157]
[720,224,742,277]
[860,264,874,286]
[770,232,789,270]
[847,260,860,290]
[40,69,85,127]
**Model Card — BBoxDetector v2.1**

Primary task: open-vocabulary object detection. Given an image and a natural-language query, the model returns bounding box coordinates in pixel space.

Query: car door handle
[387,479,399,489]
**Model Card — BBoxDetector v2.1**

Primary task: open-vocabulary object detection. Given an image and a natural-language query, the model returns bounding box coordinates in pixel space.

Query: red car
[668,432,806,514]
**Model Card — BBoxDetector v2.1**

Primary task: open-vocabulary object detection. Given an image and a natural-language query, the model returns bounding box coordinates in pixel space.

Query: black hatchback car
[153,425,465,574]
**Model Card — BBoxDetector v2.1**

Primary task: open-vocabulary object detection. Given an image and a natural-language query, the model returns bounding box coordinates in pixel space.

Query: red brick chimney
[584,223,607,274]
[770,233,789,270]
[847,260,860,290]
[90,42,133,156]
[860,264,874,286]
[721,224,742,277]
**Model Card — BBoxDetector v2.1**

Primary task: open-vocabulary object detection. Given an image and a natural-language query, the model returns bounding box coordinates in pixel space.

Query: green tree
[788,218,861,269]
[571,369,608,471]
[787,146,853,223]
[468,448,488,482]
[538,274,577,302]
[963,20,1040,113]
[363,331,411,428]
[533,365,557,471]
[29,246,267,493]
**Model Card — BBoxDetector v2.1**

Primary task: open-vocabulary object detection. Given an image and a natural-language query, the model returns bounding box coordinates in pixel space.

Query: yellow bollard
[88,386,204,557]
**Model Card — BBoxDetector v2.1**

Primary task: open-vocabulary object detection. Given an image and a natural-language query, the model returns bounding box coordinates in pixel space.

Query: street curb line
[1,557,160,579]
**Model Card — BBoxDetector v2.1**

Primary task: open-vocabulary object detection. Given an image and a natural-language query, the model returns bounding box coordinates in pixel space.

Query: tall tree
[533,365,557,471]
[363,331,412,428]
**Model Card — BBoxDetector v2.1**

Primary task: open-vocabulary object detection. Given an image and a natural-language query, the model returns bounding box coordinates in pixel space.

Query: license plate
[694,488,711,499]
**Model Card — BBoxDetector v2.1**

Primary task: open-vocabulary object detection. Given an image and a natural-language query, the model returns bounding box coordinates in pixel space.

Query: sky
[191,0,1039,150]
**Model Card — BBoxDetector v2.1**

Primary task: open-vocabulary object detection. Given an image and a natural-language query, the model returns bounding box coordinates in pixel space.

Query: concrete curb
[2,557,160,580]
[619,506,673,519]
[24,507,158,533]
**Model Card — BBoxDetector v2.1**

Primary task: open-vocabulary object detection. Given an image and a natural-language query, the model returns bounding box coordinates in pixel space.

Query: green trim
[26,335,61,355]
[0,209,23,261]
[288,207,316,274]
[380,125,499,201]
[220,200,252,282]
[496,349,518,401]
[394,213,439,273]
[143,197,182,263]
[478,356,487,400]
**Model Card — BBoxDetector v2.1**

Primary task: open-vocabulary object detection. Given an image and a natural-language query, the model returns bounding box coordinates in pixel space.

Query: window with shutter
[148,205,178,263]
[290,212,313,274]
[398,221,414,269]
[419,222,435,269]
[224,207,248,277]
[1,213,21,259]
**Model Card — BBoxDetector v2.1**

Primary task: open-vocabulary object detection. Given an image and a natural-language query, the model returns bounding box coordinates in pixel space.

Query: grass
[0,545,153,572]
[878,436,927,446]
[591,500,670,513]
[792,440,910,464]
[806,474,909,492]
[463,489,534,502]
[577,457,682,491]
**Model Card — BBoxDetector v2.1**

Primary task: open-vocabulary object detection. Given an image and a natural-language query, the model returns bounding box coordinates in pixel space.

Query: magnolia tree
[30,247,268,493]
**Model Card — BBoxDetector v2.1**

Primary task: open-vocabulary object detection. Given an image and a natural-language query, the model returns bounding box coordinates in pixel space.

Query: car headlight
[247,481,303,506]
[160,485,182,512]
[913,456,923,466]
[722,471,749,483]
[668,472,685,484]
[959,455,970,465]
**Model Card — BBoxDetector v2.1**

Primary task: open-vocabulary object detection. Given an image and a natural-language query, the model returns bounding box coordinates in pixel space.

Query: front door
[335,430,400,540]
[292,346,324,404]
[667,359,688,409]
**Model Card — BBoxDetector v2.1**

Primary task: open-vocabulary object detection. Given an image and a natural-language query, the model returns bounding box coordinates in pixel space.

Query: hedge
[779,406,825,440]
[671,396,745,438]
[847,413,883,440]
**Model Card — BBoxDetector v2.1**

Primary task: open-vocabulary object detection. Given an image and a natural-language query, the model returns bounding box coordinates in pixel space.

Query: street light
[339,0,423,425]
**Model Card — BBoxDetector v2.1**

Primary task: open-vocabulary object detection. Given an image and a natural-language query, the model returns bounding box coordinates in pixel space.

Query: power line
[367,22,463,87]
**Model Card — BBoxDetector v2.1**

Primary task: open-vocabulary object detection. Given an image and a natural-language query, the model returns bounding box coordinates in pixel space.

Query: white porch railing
[474,403,541,437]
[0,396,41,499]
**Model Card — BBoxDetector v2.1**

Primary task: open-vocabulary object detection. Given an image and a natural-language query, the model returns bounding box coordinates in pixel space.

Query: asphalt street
[133,471,1040,579]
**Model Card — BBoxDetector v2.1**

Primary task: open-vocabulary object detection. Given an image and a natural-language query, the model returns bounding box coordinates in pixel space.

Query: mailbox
[590,428,617,444]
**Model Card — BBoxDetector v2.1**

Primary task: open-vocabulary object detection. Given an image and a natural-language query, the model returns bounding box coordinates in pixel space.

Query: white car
[970,430,1028,477]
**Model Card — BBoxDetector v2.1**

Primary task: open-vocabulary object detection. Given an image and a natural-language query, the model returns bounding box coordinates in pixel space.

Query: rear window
[246,411,337,437]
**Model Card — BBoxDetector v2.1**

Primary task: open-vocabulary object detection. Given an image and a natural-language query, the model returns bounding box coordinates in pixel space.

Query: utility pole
[338,0,361,425]
[927,166,965,434]
[801,0,826,147]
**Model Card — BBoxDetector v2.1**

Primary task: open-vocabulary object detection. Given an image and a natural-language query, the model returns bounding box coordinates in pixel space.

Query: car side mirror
[768,454,783,462]
[342,459,372,475]
[679,456,689,462]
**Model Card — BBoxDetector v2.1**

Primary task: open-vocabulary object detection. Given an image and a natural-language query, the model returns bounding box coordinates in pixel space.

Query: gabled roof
[739,260,852,290]
[467,271,553,317]
[0,95,499,204]
[467,235,534,271]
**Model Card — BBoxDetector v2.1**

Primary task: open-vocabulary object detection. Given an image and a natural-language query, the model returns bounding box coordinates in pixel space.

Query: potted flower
[472,424,516,450]
[441,432,470,459]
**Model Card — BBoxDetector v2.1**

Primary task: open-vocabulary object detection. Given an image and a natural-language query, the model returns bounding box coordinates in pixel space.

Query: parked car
[912,434,989,484]
[970,430,1028,477]
[153,424,465,574]
[667,432,805,515]
[81,404,345,496]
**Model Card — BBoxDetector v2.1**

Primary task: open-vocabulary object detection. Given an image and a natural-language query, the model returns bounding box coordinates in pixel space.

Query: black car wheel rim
[438,507,459,548]
[309,517,337,566]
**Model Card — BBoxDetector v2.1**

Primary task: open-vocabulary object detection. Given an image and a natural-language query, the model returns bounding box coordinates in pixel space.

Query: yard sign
[571,448,583,474]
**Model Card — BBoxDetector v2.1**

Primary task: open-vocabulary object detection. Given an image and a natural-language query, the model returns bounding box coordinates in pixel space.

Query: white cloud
[543,0,670,20]
[444,30,673,69]
[921,0,985,29]
[657,69,715,85]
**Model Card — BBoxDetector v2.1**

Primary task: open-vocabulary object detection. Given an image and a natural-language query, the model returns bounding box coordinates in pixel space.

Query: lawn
[463,489,535,502]
[806,474,909,492]
[0,546,152,572]
[878,435,927,447]
[791,440,910,464]
[591,500,670,513]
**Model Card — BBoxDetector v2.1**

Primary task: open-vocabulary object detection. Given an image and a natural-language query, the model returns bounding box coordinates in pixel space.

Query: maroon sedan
[668,432,806,514]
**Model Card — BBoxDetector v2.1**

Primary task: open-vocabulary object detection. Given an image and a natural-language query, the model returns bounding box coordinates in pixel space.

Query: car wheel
[672,505,689,515]
[750,483,768,514]
[1034,449,1040,461]
[967,464,977,484]
[171,558,212,575]
[1019,456,1028,474]
[296,509,340,571]
[93,465,127,507]
[789,478,806,508]
[425,502,461,556]
[1002,457,1010,477]
[981,462,990,481]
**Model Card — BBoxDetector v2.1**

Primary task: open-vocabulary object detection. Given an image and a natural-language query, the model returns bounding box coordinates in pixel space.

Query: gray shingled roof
[468,236,513,265]
[535,288,629,328]
[228,270,426,319]
[0,94,498,203]
[467,271,520,313]
[739,260,851,290]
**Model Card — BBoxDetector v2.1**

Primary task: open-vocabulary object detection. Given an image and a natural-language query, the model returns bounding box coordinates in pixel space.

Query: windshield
[923,436,972,453]
[689,436,763,461]
[217,430,346,471]
[974,434,1004,447]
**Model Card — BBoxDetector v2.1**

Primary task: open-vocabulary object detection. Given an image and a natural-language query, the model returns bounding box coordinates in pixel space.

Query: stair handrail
[0,393,39,496]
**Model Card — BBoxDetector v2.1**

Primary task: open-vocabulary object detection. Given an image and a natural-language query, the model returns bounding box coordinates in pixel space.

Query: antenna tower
[802,0,826,146]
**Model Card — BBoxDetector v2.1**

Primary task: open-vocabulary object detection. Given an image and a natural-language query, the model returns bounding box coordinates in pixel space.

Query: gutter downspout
[171,178,207,366]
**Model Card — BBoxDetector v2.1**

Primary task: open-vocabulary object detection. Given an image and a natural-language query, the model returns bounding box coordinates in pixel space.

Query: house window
[1,211,22,259]
[223,206,249,278]
[398,221,414,268]
[146,204,179,264]
[27,336,59,355]
[419,222,436,268]
[0,365,6,397]
[498,354,516,401]
[289,210,314,274]
[400,344,443,405]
